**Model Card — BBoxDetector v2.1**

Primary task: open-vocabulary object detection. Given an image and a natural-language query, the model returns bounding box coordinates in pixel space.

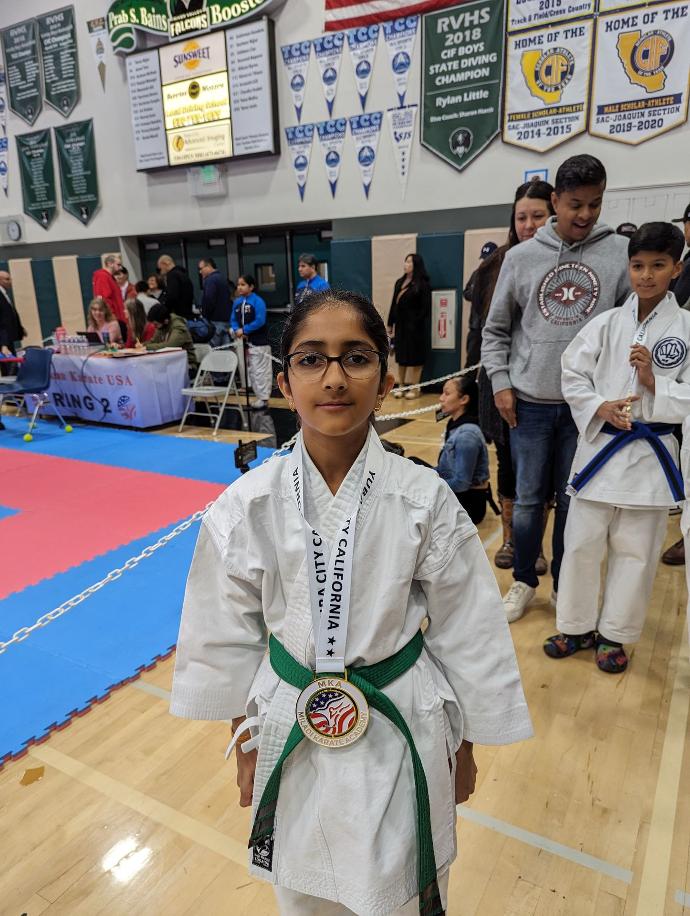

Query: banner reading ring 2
[296,677,370,748]
[538,262,600,326]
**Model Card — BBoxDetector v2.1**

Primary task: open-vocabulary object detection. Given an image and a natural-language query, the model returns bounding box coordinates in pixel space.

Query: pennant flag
[349,111,382,198]
[285,124,315,201]
[347,24,379,111]
[0,135,8,196]
[313,32,345,116]
[382,16,418,107]
[281,40,312,122]
[87,18,108,90]
[387,104,417,198]
[316,118,347,197]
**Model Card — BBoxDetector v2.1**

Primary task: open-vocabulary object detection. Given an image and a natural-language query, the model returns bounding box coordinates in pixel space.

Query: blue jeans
[509,399,579,590]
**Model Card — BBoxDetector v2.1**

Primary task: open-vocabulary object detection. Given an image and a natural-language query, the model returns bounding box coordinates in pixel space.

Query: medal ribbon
[626,297,661,396]
[289,431,381,674]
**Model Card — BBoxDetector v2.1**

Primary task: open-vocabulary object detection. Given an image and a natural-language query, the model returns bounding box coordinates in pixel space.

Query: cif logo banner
[506,0,594,33]
[281,40,312,122]
[589,1,690,144]
[347,24,379,112]
[386,104,417,198]
[316,118,347,197]
[313,32,344,117]
[349,111,382,198]
[382,16,419,107]
[504,21,593,151]
[285,123,314,201]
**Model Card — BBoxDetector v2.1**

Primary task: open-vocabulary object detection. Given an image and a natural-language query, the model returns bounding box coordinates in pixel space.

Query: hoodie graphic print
[481,217,631,403]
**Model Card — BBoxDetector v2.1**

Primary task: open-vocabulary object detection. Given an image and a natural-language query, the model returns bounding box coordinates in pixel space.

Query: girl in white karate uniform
[170,289,532,915]
[545,223,690,674]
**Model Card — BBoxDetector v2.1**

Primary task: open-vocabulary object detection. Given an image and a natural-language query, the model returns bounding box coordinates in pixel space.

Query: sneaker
[251,398,267,408]
[550,589,557,610]
[596,637,628,674]
[543,630,596,658]
[392,388,404,398]
[404,388,420,400]
[503,582,536,623]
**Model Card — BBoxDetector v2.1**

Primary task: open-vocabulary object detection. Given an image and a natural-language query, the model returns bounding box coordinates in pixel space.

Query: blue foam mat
[0,415,275,482]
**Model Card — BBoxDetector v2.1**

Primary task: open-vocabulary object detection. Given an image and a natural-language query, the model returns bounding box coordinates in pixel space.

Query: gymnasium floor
[1,393,689,915]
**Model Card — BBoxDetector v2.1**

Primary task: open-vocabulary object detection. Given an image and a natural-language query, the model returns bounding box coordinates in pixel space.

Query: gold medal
[295,677,369,748]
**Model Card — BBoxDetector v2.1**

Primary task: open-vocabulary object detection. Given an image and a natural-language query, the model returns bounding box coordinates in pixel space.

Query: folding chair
[178,348,245,436]
[0,347,72,442]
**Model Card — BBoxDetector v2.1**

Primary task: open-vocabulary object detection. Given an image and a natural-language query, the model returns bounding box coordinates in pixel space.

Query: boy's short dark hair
[298,253,317,267]
[554,155,607,194]
[148,303,170,324]
[628,222,685,262]
[135,280,148,293]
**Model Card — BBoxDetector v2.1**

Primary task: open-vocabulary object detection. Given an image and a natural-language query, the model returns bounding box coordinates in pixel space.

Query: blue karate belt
[570,421,684,502]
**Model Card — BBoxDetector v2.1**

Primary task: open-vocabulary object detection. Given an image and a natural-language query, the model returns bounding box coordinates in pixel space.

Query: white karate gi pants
[247,344,273,401]
[274,868,450,915]
[557,498,667,644]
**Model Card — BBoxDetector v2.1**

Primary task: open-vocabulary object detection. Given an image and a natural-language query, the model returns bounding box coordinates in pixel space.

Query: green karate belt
[249,629,445,916]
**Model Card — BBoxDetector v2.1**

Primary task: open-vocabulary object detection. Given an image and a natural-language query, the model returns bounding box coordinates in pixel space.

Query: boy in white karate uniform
[544,222,690,673]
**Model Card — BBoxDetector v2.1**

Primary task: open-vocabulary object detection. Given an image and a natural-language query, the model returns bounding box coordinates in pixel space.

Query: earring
[375,399,382,412]
[288,399,296,412]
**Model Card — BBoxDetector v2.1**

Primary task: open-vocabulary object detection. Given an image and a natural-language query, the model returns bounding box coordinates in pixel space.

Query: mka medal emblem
[296,677,369,748]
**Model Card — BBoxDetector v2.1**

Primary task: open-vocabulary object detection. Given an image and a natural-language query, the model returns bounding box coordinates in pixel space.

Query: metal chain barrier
[0,362,479,656]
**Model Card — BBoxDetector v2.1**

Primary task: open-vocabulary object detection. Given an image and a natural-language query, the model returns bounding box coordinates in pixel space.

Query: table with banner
[37,349,189,428]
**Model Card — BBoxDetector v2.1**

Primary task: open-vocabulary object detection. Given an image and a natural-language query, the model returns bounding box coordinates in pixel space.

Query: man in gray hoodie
[481,155,630,623]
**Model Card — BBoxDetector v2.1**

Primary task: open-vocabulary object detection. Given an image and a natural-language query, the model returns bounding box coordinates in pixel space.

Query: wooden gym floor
[1,391,689,915]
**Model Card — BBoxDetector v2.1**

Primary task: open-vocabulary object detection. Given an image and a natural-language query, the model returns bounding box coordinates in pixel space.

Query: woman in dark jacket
[465,178,554,569]
[387,253,431,399]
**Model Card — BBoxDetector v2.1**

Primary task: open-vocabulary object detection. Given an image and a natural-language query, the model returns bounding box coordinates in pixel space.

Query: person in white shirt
[545,223,690,674]
[170,288,532,915]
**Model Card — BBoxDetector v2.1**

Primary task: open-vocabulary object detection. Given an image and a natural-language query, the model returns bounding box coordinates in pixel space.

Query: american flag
[324,0,465,31]
[308,689,357,736]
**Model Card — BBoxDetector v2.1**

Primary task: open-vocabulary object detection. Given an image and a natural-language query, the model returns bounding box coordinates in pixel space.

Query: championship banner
[37,6,80,118]
[347,24,379,111]
[382,16,418,106]
[507,0,595,33]
[0,136,8,196]
[504,20,593,151]
[1,19,43,126]
[16,129,57,229]
[54,119,99,224]
[316,117,347,196]
[313,32,344,116]
[421,0,504,172]
[281,40,312,121]
[285,123,315,200]
[349,111,382,197]
[387,103,417,197]
[589,1,690,144]
[86,17,108,90]
[107,0,283,54]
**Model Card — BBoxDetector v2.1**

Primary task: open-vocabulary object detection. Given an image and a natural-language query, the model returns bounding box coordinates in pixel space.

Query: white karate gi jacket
[170,430,532,914]
[562,293,690,508]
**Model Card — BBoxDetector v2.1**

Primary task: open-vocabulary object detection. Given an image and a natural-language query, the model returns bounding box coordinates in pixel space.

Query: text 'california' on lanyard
[626,297,661,395]
[289,432,381,675]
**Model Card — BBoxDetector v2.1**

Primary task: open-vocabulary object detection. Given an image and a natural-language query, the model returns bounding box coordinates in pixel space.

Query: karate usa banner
[504,20,593,152]
[589,1,690,144]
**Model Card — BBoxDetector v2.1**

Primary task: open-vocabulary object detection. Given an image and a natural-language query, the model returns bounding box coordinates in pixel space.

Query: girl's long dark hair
[281,289,389,380]
[403,253,430,290]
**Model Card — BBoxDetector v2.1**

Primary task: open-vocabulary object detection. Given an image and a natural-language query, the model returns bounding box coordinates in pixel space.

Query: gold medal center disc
[296,677,370,748]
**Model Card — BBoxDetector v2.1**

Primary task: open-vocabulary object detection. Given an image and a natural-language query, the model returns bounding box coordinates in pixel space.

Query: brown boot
[495,496,514,569]
[662,537,685,566]
[535,502,553,577]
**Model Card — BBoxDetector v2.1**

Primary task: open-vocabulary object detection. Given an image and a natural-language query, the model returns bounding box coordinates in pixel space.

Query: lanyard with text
[289,432,381,676]
[626,296,662,396]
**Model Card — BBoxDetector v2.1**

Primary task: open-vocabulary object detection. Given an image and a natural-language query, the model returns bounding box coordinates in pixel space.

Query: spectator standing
[115,266,136,304]
[466,178,555,571]
[481,154,631,623]
[671,202,690,308]
[463,241,498,304]
[157,255,195,320]
[145,302,198,373]
[92,254,125,321]
[0,270,26,356]
[87,297,122,344]
[147,274,164,299]
[294,253,330,305]
[231,274,272,407]
[387,253,432,400]
[134,280,160,311]
[199,257,232,347]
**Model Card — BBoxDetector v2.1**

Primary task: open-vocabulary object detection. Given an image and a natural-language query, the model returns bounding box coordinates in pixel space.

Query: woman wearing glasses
[171,289,531,915]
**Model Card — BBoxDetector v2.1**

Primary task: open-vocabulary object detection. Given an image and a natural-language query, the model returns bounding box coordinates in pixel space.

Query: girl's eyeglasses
[285,348,384,380]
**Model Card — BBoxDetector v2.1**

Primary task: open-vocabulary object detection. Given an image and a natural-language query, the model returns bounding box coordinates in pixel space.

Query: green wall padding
[30,259,61,341]
[416,232,465,384]
[330,238,371,298]
[77,256,102,322]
